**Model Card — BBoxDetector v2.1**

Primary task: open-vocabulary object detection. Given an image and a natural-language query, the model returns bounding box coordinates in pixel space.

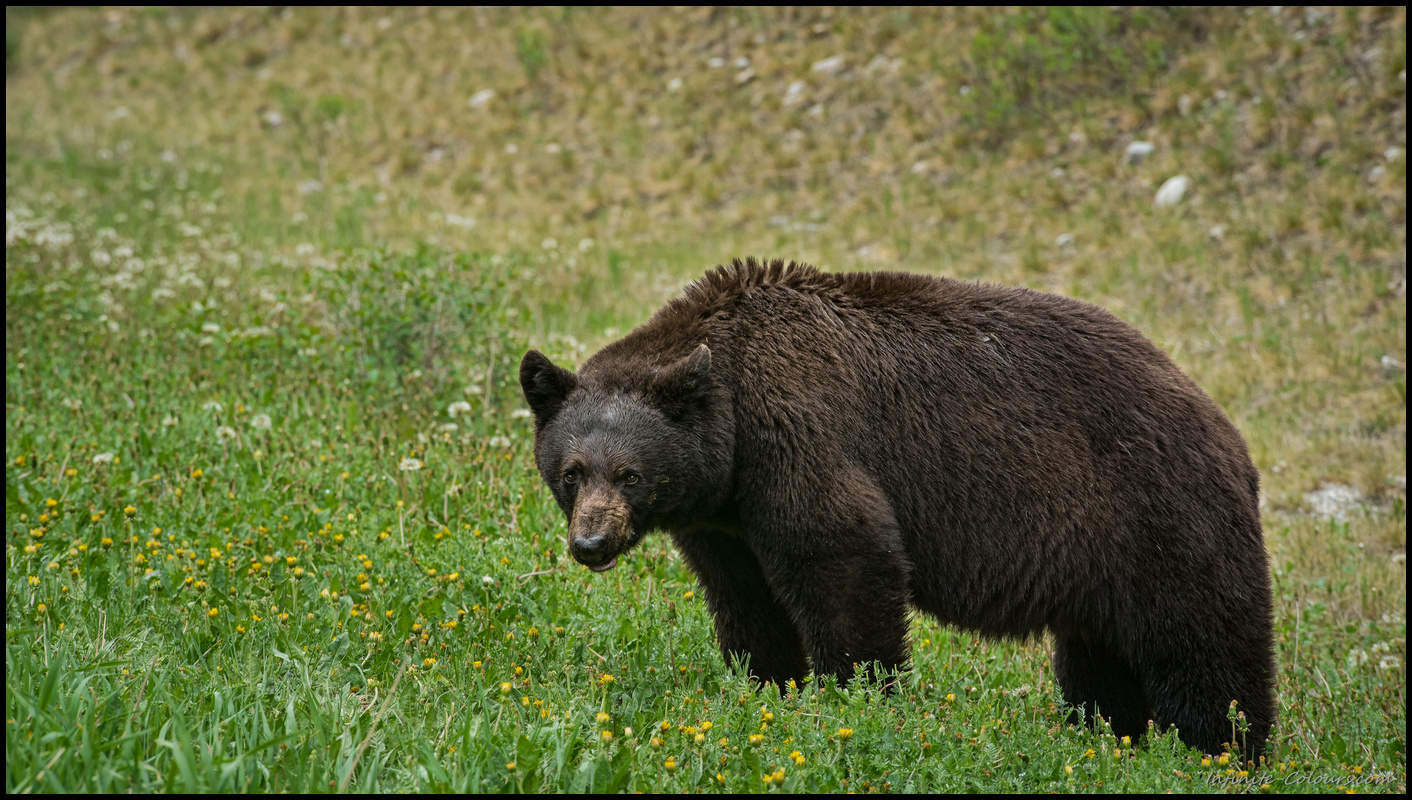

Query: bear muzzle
[568,491,632,571]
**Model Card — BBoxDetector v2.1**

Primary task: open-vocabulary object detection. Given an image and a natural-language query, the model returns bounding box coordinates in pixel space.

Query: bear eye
[623,473,639,485]
[562,469,578,485]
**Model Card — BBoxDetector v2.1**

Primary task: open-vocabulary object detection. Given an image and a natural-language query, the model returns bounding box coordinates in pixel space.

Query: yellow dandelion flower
[836,728,853,741]
[208,608,219,618]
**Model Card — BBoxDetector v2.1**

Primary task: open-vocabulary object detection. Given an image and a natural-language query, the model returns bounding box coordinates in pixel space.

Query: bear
[520,258,1276,761]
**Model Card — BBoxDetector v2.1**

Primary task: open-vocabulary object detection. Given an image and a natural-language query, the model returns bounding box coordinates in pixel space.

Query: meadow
[5,7,1405,792]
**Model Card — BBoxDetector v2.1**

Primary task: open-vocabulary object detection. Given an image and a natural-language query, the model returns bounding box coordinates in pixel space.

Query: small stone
[1153,175,1191,208]
[783,81,806,106]
[811,55,845,75]
[1125,141,1155,164]
[468,89,495,110]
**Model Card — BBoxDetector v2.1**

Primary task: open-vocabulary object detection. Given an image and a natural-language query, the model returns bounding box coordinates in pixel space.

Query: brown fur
[521,258,1276,760]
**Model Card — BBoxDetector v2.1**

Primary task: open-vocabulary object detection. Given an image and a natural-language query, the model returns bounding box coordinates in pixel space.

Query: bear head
[519,343,717,572]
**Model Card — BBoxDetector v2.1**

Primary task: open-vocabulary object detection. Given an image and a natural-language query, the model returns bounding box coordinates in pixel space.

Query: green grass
[6,6,1406,793]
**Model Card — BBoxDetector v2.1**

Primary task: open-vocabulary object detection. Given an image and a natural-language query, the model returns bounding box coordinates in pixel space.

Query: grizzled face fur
[519,345,713,572]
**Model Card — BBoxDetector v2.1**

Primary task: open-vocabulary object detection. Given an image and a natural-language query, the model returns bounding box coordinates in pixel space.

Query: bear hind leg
[1143,654,1276,761]
[1052,634,1153,743]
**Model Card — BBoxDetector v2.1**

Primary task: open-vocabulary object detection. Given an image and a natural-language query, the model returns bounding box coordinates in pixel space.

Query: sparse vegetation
[6,6,1405,793]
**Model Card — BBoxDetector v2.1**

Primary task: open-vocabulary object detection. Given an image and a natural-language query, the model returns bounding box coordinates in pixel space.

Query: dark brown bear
[520,258,1275,760]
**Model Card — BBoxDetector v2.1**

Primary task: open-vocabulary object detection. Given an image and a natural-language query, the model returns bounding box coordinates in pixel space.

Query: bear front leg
[744,482,913,689]
[1052,633,1153,741]
[669,529,810,688]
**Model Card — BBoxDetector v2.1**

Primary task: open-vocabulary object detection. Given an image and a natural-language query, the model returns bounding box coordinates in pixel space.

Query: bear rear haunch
[520,258,1276,760]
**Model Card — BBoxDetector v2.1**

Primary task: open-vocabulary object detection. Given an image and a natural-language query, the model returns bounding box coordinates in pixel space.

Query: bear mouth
[589,556,619,572]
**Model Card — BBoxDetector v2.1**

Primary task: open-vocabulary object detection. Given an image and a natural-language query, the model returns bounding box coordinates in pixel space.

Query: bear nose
[572,532,613,565]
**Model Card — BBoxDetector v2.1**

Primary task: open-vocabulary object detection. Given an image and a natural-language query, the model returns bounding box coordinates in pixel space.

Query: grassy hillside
[6,6,1406,792]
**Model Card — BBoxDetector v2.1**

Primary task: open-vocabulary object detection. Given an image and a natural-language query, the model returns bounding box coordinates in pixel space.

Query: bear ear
[520,349,578,427]
[649,343,712,420]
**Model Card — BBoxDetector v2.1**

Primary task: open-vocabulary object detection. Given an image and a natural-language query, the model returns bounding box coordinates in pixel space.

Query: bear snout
[568,491,631,570]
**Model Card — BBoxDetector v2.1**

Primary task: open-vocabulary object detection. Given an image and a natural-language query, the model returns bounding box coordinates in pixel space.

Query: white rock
[811,55,845,75]
[706,57,726,69]
[1125,141,1155,164]
[783,81,806,106]
[1153,175,1191,207]
[468,89,495,110]
[1305,483,1364,521]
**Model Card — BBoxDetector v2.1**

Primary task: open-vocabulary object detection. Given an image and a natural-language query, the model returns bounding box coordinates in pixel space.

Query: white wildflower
[578,237,596,253]
[667,77,683,92]
[440,423,459,432]
[61,397,82,410]
[511,408,532,419]
[399,457,423,472]
[448,400,473,417]
[1378,655,1401,671]
[482,575,495,585]
[297,179,324,195]
[202,401,224,413]
[201,322,221,334]
[1055,233,1075,248]
[162,415,179,427]
[541,237,558,250]
[489,436,512,448]
[251,413,272,431]
[216,425,237,442]
[1346,648,1369,668]
[92,452,116,465]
